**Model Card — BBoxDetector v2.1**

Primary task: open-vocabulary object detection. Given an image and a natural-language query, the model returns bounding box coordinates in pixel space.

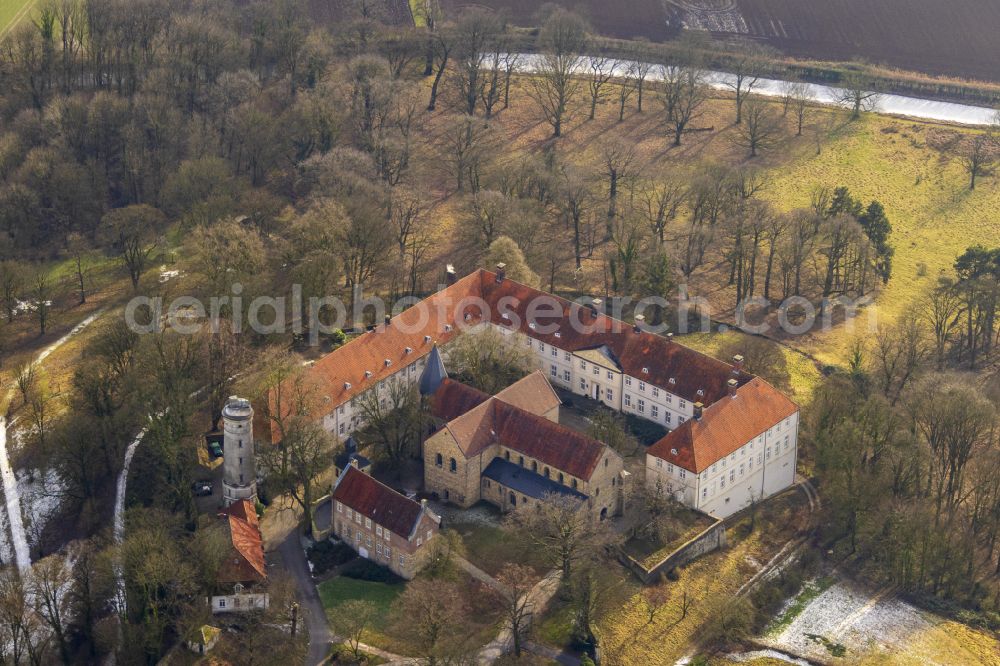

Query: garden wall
[619,517,727,585]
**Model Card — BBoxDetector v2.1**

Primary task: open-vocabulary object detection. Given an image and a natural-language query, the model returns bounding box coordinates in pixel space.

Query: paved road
[279,531,331,666]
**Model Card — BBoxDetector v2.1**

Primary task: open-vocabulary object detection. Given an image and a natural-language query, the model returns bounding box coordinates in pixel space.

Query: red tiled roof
[492,401,605,480]
[332,466,429,538]
[476,272,752,405]
[430,379,489,421]
[647,377,799,473]
[218,500,266,583]
[442,397,606,480]
[277,269,758,441]
[492,370,561,415]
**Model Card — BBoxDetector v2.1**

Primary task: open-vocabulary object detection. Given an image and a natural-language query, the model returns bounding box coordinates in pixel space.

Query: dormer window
[424,335,432,343]
[554,332,561,338]
[502,312,510,320]
[344,382,352,390]
[364,370,373,379]
[669,378,676,384]
[528,322,536,330]
[641,367,649,374]
[670,448,678,456]
[444,324,452,332]
[404,347,412,354]
[384,359,392,367]
[697,389,704,396]
[464,313,472,321]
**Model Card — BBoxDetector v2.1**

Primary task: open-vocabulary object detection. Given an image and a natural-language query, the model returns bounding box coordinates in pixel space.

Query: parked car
[208,441,223,459]
[192,480,213,496]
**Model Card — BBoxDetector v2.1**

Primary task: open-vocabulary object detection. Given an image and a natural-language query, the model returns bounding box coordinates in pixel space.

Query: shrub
[307,540,356,575]
[342,558,404,584]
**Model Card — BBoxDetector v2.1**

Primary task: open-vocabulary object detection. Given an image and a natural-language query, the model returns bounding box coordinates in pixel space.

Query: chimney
[633,314,645,334]
[693,401,704,420]
[588,298,603,319]
[495,263,507,283]
[732,354,744,374]
[445,264,457,286]
[666,332,674,341]
[727,378,738,398]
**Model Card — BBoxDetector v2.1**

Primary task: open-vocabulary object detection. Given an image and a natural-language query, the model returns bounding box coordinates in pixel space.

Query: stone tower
[222,396,257,506]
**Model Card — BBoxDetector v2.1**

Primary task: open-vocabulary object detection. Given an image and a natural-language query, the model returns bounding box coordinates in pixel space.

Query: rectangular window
[665,413,672,424]
[539,343,545,352]
[638,399,645,413]
[580,360,587,370]
[399,555,406,567]
[679,400,687,410]
[346,508,352,519]
[651,405,659,419]
[551,364,557,377]
[376,525,382,537]
[655,459,662,468]
[355,513,362,524]
[607,370,613,379]
[551,347,557,357]
[638,381,646,391]
[720,477,726,489]
[580,378,587,390]
[624,394,631,407]
[652,387,659,398]
[667,463,674,474]
[385,547,391,558]
[336,502,342,513]
[666,394,673,404]
[606,388,613,401]
[377,543,383,555]
[625,377,632,387]
[563,370,571,382]
[702,488,707,499]
[678,416,686,424]
[365,517,372,528]
[338,423,345,435]
[730,471,735,482]
[564,352,570,361]
[679,469,686,480]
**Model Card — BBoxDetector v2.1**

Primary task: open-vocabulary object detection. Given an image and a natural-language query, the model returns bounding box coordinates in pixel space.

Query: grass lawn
[319,575,406,650]
[455,519,551,577]
[0,0,35,36]
[442,77,1000,375]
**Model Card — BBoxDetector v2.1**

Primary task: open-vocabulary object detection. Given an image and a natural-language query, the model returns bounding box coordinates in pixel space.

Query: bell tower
[222,396,257,506]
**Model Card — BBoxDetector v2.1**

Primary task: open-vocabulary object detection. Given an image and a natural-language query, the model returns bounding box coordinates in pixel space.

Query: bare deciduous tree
[526,9,588,137]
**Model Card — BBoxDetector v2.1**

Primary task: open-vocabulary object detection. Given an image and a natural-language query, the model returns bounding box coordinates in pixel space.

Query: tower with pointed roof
[418,345,448,396]
[222,396,258,506]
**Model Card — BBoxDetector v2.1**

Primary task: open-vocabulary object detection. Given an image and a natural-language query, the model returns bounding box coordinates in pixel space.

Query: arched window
[449,458,457,472]
[518,455,524,466]
[544,467,550,478]
[435,453,443,467]
[505,451,510,461]
[531,461,538,472]
[558,473,564,484]
[572,479,578,490]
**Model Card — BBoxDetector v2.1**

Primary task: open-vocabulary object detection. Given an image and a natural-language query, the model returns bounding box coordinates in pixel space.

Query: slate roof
[647,377,799,473]
[419,345,448,396]
[332,465,436,538]
[482,458,588,501]
[218,500,266,583]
